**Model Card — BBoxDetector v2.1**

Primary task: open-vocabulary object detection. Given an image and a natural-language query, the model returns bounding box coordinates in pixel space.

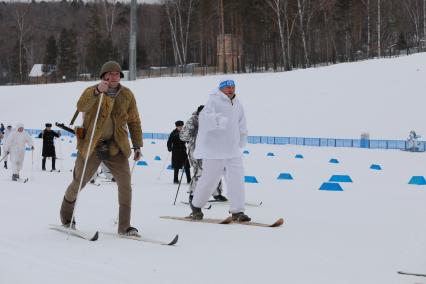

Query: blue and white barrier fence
[25,129,422,151]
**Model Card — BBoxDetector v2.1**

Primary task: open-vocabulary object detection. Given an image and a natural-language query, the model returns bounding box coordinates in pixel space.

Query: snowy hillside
[2,53,426,139]
[1,54,426,284]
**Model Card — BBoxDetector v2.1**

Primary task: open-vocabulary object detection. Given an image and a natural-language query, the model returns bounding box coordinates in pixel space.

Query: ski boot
[189,202,203,220]
[12,174,18,181]
[213,194,228,202]
[63,220,76,229]
[232,212,251,222]
[120,226,140,237]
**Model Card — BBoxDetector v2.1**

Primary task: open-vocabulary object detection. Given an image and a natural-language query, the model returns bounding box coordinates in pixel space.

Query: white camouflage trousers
[192,157,245,213]
[188,155,223,197]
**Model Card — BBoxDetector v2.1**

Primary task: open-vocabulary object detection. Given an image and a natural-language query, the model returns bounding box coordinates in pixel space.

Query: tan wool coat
[76,84,143,158]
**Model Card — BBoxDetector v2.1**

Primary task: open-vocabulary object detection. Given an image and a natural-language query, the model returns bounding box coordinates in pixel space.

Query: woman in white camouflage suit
[180,105,228,202]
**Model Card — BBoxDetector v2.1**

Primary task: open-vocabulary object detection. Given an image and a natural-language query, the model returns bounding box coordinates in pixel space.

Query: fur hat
[100,61,124,79]
[175,120,184,127]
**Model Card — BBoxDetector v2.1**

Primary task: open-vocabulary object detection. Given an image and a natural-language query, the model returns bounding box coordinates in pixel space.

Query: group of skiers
[170,106,228,203]
[167,78,250,221]
[1,60,251,237]
[0,122,62,180]
[0,123,34,181]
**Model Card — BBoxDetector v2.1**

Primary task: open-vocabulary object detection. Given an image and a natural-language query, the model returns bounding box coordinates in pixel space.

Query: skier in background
[3,123,34,181]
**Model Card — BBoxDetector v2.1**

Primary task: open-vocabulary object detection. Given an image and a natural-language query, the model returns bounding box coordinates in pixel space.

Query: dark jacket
[167,129,188,169]
[38,129,60,157]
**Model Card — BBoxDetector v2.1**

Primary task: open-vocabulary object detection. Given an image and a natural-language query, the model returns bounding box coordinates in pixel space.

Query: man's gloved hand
[133,148,142,161]
[31,146,34,150]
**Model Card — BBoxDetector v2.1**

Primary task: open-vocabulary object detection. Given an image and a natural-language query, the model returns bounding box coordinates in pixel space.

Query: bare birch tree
[163,0,195,66]
[265,0,287,69]
[296,0,310,67]
[13,3,30,83]
[402,0,421,47]
[101,0,118,36]
[361,0,371,58]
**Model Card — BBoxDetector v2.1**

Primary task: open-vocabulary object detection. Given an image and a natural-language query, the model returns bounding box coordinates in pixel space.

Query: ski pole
[131,160,137,176]
[0,152,9,163]
[31,148,34,179]
[58,134,63,172]
[70,92,105,228]
[173,159,188,205]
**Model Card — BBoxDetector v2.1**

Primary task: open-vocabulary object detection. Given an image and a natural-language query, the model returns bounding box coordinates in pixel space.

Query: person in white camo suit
[179,105,228,203]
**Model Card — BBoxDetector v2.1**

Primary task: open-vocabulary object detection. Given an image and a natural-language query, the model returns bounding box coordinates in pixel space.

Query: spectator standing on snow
[38,123,61,171]
[3,123,34,181]
[189,79,250,222]
[180,105,227,203]
[167,120,191,184]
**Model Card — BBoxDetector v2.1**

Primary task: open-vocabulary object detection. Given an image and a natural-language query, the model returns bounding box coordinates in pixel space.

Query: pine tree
[85,7,105,77]
[397,32,407,51]
[42,35,58,75]
[57,28,78,81]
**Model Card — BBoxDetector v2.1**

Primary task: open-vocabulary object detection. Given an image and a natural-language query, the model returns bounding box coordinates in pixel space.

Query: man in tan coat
[60,61,143,236]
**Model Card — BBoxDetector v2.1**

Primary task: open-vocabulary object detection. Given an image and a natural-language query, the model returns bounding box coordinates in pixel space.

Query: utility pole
[220,0,227,74]
[129,0,137,80]
[377,0,381,58]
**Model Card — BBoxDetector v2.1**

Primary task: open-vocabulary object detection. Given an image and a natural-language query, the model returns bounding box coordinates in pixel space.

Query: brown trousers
[60,151,133,233]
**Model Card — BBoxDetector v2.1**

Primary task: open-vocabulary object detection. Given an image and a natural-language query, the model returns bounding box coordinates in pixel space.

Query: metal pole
[129,0,137,81]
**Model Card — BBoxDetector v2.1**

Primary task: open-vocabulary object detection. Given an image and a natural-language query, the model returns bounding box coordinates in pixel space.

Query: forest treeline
[0,0,423,84]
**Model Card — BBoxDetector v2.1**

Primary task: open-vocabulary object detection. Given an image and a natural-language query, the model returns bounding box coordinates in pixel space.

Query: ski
[179,201,212,210]
[49,224,99,241]
[160,215,233,225]
[101,231,178,246]
[398,271,426,277]
[160,216,284,227]
[207,200,263,207]
[231,217,284,227]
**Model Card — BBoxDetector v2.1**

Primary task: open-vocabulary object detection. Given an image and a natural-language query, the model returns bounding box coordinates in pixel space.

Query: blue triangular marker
[319,182,343,191]
[329,175,353,183]
[408,176,426,185]
[277,173,293,180]
[244,176,258,183]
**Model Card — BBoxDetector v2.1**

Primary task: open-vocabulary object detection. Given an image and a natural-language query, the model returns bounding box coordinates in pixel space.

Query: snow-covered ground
[1,54,426,284]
